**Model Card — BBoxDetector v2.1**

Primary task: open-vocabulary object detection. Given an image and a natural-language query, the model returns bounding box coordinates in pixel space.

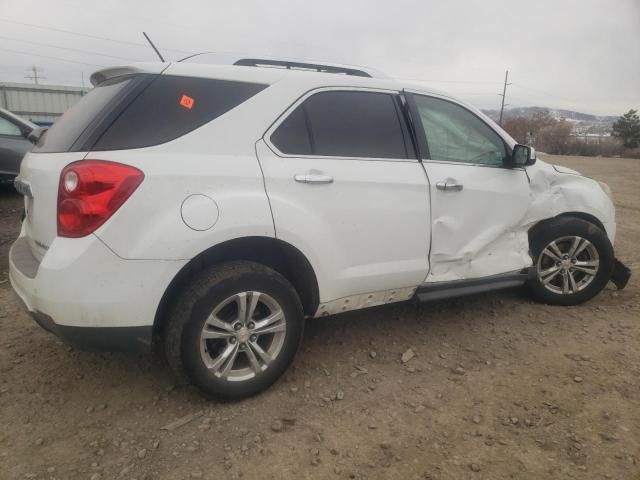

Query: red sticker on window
[179,95,195,109]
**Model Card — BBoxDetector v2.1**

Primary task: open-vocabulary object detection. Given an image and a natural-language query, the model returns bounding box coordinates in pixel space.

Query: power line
[0,18,190,54]
[511,83,577,104]
[56,0,223,46]
[0,47,106,67]
[0,35,144,62]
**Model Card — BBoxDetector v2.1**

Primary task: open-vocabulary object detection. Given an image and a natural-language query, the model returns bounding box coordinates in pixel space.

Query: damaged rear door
[407,92,532,283]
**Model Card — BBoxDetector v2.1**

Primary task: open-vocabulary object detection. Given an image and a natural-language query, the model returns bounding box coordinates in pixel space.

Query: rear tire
[528,217,613,306]
[164,261,304,400]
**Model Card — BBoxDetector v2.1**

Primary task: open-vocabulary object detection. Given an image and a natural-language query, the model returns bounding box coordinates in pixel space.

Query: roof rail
[233,58,373,78]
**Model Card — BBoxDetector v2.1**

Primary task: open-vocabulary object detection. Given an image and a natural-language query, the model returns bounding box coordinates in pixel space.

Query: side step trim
[416,271,530,303]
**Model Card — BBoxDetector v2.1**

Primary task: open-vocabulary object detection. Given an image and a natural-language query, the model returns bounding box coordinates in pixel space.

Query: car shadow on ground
[19,286,532,403]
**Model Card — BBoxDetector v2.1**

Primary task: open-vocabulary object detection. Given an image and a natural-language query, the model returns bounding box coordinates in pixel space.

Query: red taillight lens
[57,160,144,238]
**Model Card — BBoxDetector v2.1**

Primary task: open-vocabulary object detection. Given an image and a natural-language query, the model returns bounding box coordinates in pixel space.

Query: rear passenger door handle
[436,181,463,192]
[294,173,334,184]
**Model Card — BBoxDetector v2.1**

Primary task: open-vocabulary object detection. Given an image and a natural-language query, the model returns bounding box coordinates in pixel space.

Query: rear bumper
[611,258,631,290]
[9,228,186,352]
[25,306,152,352]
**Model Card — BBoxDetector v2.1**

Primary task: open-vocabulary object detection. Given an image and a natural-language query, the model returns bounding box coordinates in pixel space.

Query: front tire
[528,217,614,306]
[165,261,304,400]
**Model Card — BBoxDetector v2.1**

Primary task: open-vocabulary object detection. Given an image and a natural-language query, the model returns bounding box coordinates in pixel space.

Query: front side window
[413,94,507,166]
[271,90,412,159]
[0,116,22,136]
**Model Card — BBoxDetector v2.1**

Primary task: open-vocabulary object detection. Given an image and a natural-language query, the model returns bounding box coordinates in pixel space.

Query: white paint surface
[10,63,618,329]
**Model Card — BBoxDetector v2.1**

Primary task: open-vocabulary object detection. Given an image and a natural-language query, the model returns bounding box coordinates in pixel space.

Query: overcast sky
[1,0,638,115]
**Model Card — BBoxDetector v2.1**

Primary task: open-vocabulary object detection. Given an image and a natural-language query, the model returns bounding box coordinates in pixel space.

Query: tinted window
[271,91,411,159]
[0,116,22,136]
[93,76,267,151]
[270,105,312,155]
[414,95,507,166]
[35,75,137,153]
[35,75,267,153]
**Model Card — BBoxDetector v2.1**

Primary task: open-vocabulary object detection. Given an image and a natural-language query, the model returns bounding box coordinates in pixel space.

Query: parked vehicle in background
[0,108,36,182]
[9,57,631,400]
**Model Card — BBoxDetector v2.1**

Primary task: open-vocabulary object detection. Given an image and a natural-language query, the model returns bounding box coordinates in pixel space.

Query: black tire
[164,261,304,400]
[528,217,614,306]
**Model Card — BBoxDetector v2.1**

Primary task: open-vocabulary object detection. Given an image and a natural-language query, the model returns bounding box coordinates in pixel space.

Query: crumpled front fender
[524,160,616,244]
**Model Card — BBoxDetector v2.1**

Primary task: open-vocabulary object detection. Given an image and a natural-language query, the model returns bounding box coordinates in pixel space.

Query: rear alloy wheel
[165,261,304,400]
[528,217,613,306]
[199,291,287,382]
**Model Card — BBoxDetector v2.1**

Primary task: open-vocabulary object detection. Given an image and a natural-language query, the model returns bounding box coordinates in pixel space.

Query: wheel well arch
[528,212,607,247]
[153,237,320,336]
[555,212,606,233]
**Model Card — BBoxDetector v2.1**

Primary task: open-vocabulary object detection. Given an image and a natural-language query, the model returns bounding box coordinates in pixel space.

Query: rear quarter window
[34,75,267,153]
[93,76,267,151]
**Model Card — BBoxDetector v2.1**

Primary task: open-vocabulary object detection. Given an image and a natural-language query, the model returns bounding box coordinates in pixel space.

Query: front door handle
[436,181,463,192]
[294,173,334,184]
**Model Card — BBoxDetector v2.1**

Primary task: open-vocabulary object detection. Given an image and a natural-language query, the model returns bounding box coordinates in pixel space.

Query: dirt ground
[1,154,638,480]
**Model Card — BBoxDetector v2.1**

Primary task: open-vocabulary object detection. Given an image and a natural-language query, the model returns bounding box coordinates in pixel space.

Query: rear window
[35,75,267,153]
[34,76,137,153]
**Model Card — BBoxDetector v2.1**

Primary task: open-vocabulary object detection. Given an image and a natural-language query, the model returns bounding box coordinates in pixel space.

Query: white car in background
[9,56,630,399]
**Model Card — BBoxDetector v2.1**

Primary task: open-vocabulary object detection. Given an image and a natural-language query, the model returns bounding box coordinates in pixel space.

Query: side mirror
[27,126,48,145]
[528,147,537,165]
[21,127,33,140]
[510,144,533,168]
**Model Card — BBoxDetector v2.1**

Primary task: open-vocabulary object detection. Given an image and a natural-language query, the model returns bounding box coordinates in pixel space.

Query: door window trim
[404,90,521,170]
[263,86,419,163]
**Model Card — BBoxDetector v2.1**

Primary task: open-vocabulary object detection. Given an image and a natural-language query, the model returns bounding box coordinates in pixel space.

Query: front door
[407,92,532,283]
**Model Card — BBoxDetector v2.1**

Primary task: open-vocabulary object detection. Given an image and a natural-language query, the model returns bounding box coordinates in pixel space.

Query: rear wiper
[27,126,48,144]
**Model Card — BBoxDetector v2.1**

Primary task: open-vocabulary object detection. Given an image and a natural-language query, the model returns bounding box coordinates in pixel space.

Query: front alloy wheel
[536,236,600,295]
[528,217,614,306]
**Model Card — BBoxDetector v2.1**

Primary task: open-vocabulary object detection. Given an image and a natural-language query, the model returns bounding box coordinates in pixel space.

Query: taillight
[57,160,144,238]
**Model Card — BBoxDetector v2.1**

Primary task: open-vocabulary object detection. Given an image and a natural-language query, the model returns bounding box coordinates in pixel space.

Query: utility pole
[498,69,511,126]
[25,66,46,85]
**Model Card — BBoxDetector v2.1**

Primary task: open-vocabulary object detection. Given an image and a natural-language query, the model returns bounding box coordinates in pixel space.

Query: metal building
[0,82,89,126]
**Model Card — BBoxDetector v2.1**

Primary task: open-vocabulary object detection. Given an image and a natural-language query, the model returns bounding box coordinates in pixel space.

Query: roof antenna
[142,32,165,62]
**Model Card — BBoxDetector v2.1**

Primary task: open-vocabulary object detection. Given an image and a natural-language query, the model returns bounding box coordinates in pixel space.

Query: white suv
[9,56,630,399]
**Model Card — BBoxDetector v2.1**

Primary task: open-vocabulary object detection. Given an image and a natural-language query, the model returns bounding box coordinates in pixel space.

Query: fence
[0,82,89,125]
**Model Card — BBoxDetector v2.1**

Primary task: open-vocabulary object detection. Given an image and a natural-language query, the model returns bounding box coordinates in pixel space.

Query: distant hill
[482,106,618,123]
[482,106,617,129]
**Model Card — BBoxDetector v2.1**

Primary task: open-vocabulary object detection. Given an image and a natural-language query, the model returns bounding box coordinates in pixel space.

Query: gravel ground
[0,154,638,480]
